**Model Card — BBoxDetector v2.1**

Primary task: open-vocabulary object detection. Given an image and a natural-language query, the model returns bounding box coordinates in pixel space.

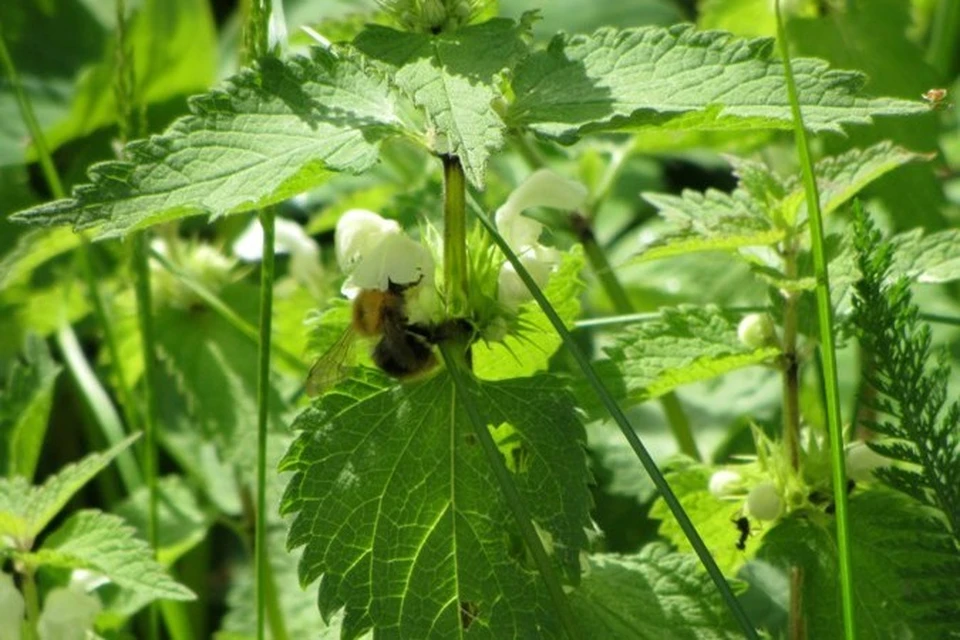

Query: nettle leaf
[0,334,61,481]
[596,306,779,405]
[0,434,138,546]
[28,510,194,603]
[280,369,591,638]
[508,25,927,141]
[648,465,755,576]
[891,228,960,284]
[634,190,782,263]
[780,141,927,224]
[754,490,960,639]
[473,247,584,380]
[354,18,529,186]
[12,48,406,238]
[569,545,741,639]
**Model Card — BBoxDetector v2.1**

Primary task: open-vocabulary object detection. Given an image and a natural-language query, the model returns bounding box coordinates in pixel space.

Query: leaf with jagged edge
[890,228,960,284]
[12,48,407,238]
[353,18,530,187]
[0,434,139,546]
[594,306,780,407]
[0,334,61,481]
[753,490,960,639]
[280,368,591,639]
[473,247,584,381]
[631,142,923,266]
[634,190,783,263]
[25,510,195,603]
[569,545,741,639]
[508,25,928,142]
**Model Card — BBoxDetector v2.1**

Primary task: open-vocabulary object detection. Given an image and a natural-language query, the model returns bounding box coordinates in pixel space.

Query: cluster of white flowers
[494,169,587,310]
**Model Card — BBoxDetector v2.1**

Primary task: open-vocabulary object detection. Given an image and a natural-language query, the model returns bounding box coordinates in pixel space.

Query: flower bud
[737,313,777,350]
[708,470,743,498]
[746,481,782,521]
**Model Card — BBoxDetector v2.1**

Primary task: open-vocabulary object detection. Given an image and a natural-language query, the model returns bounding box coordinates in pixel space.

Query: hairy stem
[776,3,856,637]
[22,567,41,640]
[443,155,469,316]
[780,244,801,471]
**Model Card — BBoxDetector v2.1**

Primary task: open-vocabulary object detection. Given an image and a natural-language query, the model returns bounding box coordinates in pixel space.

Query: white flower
[334,210,434,298]
[0,572,24,640]
[497,251,554,311]
[495,169,588,252]
[708,470,744,498]
[494,170,586,310]
[233,217,323,294]
[37,587,100,640]
[746,482,782,521]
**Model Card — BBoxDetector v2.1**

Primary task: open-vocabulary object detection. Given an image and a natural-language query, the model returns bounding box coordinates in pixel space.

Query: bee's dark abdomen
[373,332,436,378]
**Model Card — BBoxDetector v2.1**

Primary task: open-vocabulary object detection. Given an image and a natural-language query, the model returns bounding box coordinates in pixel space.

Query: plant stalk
[254,208,277,640]
[442,155,469,316]
[780,245,801,471]
[21,567,41,640]
[776,3,856,638]
[468,193,758,639]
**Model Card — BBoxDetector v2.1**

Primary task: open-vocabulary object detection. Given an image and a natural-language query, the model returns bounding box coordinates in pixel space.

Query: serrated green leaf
[569,545,741,639]
[12,48,406,238]
[508,25,927,141]
[0,334,61,480]
[754,490,960,639]
[353,18,529,187]
[596,306,780,405]
[891,228,960,284]
[473,247,584,380]
[633,190,782,263]
[280,369,591,638]
[782,141,927,224]
[30,510,195,603]
[0,434,139,545]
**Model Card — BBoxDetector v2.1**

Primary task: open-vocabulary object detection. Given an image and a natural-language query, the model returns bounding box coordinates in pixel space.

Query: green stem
[468,193,758,639]
[439,343,581,640]
[148,247,304,371]
[263,539,290,640]
[572,214,700,461]
[575,306,767,330]
[442,155,468,316]
[780,245,801,471]
[254,208,277,640]
[22,566,41,640]
[131,232,161,640]
[776,4,856,638]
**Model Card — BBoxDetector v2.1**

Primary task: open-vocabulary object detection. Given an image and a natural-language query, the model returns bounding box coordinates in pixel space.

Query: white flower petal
[495,169,588,251]
[0,572,24,640]
[497,253,554,311]
[342,233,434,297]
[37,587,100,640]
[335,209,401,273]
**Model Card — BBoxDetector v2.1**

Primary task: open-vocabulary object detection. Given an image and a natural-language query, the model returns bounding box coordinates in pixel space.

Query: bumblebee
[305,282,437,397]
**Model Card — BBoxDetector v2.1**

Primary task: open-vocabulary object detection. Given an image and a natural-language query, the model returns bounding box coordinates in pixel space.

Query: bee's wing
[305,328,357,397]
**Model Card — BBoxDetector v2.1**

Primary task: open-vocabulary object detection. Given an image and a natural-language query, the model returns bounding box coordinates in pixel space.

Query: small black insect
[733,516,750,551]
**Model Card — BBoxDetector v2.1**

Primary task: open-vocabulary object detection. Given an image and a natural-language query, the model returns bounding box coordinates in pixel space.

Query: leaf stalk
[442,155,469,316]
